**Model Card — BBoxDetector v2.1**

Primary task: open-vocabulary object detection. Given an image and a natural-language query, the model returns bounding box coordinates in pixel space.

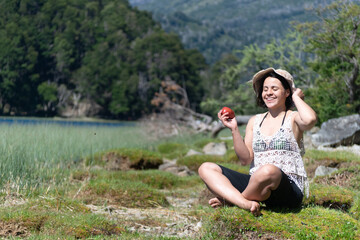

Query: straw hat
[250,68,295,96]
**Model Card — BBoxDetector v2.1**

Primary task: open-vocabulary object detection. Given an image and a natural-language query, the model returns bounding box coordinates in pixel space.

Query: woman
[198,68,317,215]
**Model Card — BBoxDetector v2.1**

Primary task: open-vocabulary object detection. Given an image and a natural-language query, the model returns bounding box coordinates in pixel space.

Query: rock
[318,144,360,155]
[202,142,227,155]
[303,132,315,149]
[159,159,195,176]
[185,149,203,156]
[158,159,177,171]
[309,126,320,134]
[314,165,338,177]
[311,114,360,147]
[194,221,202,231]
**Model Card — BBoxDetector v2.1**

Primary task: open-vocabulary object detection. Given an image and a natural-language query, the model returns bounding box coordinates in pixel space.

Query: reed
[0,123,151,191]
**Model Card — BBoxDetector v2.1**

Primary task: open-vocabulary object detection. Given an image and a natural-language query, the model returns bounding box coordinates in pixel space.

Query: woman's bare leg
[198,162,260,215]
[242,164,283,201]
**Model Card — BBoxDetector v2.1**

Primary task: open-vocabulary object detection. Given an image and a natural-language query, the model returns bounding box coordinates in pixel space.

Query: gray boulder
[159,159,195,176]
[185,149,203,156]
[311,114,360,147]
[202,142,227,155]
[314,166,338,177]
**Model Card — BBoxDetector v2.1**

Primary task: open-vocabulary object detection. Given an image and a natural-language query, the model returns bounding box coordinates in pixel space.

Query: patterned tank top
[249,111,309,197]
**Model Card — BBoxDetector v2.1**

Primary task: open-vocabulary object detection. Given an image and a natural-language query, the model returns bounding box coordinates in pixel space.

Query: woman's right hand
[218,109,238,130]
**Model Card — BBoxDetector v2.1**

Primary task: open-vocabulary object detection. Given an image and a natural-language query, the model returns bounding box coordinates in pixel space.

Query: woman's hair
[256,72,294,110]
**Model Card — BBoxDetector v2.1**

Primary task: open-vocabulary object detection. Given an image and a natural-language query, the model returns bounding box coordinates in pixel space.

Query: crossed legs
[198,162,282,215]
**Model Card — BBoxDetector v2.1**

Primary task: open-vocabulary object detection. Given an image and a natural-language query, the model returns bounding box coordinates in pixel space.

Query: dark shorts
[218,165,303,208]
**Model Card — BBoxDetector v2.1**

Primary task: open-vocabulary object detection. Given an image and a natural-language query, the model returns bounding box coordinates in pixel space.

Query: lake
[0,117,135,127]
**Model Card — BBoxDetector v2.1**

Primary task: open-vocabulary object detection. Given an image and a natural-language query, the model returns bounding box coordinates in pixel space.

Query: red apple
[221,107,235,119]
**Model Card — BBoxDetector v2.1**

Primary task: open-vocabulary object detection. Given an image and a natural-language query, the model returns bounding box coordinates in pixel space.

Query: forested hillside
[129,0,339,63]
[0,0,206,119]
[0,0,358,123]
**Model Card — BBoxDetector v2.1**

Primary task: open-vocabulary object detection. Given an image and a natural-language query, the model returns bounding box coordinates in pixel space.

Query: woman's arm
[218,110,254,165]
[292,88,317,131]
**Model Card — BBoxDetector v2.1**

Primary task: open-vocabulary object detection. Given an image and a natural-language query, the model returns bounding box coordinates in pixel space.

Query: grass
[0,123,157,192]
[0,197,125,238]
[85,148,163,170]
[202,205,360,239]
[304,149,360,162]
[0,120,359,239]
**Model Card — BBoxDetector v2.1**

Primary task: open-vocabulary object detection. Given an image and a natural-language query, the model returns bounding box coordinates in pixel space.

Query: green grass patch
[118,170,202,189]
[78,170,169,208]
[218,162,250,174]
[0,197,125,239]
[304,149,360,162]
[202,206,360,239]
[304,183,355,211]
[177,149,240,172]
[177,155,227,172]
[349,193,360,220]
[157,142,189,159]
[193,138,223,149]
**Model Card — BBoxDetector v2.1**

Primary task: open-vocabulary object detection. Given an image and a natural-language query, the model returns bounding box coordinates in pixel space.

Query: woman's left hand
[292,88,305,100]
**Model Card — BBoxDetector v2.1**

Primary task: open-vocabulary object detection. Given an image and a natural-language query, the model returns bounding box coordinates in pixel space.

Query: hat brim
[250,68,276,96]
[249,68,295,96]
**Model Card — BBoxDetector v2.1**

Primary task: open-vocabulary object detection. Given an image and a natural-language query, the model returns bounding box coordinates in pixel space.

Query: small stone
[202,142,227,155]
[185,149,203,156]
[314,165,338,177]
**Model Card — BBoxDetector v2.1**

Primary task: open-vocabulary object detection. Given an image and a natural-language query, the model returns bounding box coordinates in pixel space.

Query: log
[211,115,253,138]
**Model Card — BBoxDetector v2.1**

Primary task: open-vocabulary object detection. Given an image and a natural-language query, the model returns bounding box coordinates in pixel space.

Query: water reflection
[0,117,135,127]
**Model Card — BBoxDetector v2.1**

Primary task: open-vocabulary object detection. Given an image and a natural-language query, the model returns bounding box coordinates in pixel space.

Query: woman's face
[262,77,290,109]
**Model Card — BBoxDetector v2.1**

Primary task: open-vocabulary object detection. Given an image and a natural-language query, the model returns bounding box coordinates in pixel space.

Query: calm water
[0,117,135,127]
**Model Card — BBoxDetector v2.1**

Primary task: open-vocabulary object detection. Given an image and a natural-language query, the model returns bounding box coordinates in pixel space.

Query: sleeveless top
[249,111,309,197]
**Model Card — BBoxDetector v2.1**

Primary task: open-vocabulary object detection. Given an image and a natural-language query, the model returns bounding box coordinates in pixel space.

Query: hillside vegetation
[129,0,337,63]
[0,0,206,119]
[0,0,358,125]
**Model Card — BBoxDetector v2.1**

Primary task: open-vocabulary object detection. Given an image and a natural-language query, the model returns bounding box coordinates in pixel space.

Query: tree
[0,0,207,119]
[296,1,360,122]
[201,30,315,118]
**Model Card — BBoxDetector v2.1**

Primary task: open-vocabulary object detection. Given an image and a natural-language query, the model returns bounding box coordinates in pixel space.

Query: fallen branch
[211,115,252,138]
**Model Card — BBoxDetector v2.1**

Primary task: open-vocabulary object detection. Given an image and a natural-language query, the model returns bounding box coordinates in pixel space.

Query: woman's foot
[208,197,225,208]
[238,199,261,216]
[249,201,261,216]
[209,197,261,216]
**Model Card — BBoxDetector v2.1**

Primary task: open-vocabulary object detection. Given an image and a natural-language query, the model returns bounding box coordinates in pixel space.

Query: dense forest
[129,0,338,64]
[132,0,360,123]
[0,0,359,123]
[0,0,206,119]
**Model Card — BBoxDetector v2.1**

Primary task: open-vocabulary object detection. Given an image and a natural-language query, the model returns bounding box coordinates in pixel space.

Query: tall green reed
[0,123,151,191]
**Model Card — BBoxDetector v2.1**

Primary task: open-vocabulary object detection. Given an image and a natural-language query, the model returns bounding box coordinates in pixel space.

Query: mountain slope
[129,0,338,63]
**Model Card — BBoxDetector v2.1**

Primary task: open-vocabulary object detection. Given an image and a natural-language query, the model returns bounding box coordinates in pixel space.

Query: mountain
[129,0,338,64]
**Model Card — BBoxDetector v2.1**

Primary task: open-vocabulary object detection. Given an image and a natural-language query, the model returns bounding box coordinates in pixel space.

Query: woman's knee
[253,164,282,182]
[198,162,221,177]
